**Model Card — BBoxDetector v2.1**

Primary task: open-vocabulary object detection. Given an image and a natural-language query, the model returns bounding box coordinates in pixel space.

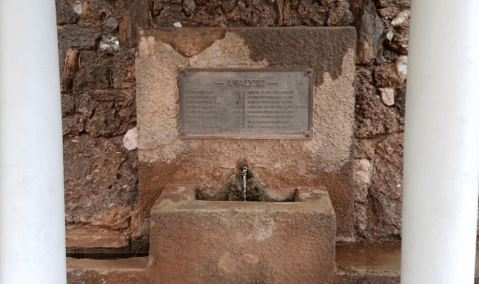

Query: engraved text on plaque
[179,68,313,139]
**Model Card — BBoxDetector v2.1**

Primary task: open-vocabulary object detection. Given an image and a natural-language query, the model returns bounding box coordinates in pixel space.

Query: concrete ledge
[67,257,149,283]
[66,243,479,283]
[335,242,400,284]
[335,242,479,284]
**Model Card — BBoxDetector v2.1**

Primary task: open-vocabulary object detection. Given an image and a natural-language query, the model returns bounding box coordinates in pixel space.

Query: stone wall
[57,0,141,251]
[58,0,409,252]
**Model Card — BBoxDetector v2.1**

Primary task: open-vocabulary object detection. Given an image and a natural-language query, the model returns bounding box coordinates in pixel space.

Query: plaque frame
[178,67,314,139]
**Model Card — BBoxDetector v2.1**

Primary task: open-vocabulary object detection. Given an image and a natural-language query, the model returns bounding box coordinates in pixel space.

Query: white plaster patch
[123,127,138,151]
[305,49,356,172]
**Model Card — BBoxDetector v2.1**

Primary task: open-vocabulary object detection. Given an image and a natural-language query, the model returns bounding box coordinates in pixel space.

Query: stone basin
[149,184,336,284]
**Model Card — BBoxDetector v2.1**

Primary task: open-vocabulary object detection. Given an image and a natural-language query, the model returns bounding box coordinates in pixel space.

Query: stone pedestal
[149,185,336,284]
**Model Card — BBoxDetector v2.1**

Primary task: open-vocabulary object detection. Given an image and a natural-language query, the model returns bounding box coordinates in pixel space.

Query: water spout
[243,167,248,201]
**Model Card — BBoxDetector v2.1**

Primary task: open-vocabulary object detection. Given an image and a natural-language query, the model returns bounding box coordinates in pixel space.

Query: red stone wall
[58,0,409,252]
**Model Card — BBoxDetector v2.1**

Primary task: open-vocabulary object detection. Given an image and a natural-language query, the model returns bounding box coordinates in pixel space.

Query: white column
[0,0,67,283]
[401,0,479,283]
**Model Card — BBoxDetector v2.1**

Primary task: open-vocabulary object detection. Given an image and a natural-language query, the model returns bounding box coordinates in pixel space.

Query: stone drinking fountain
[133,26,356,283]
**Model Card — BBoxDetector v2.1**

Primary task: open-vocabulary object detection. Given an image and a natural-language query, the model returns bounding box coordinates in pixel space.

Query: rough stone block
[149,185,336,284]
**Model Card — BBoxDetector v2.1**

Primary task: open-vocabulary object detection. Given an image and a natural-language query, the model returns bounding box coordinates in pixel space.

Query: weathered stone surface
[353,157,373,233]
[84,95,135,137]
[85,102,123,137]
[65,243,479,283]
[355,68,400,138]
[336,273,399,284]
[123,127,138,151]
[374,0,393,8]
[56,0,139,251]
[119,15,133,48]
[183,0,196,16]
[99,35,120,52]
[67,257,149,284]
[137,27,357,240]
[354,138,377,160]
[380,88,395,106]
[73,49,136,94]
[62,93,75,117]
[336,242,400,284]
[56,0,79,25]
[363,134,403,240]
[75,93,97,117]
[378,6,400,19]
[394,84,406,125]
[355,0,384,63]
[58,25,101,50]
[391,9,409,27]
[295,1,328,26]
[64,135,138,247]
[72,1,90,16]
[150,185,336,284]
[149,0,364,28]
[60,49,79,92]
[393,0,410,8]
[226,0,275,27]
[73,51,110,92]
[375,63,402,88]
[389,27,409,54]
[66,227,130,248]
[63,114,87,137]
[395,55,408,82]
[326,1,354,27]
[105,16,119,29]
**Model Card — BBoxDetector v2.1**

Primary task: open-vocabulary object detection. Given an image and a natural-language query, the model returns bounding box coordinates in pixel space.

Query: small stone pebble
[99,35,120,52]
[380,88,395,106]
[72,1,86,15]
[396,55,408,80]
[123,127,138,151]
[105,16,118,29]
[391,10,410,27]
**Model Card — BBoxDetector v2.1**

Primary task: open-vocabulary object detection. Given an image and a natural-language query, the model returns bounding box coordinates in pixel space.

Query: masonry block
[149,185,336,284]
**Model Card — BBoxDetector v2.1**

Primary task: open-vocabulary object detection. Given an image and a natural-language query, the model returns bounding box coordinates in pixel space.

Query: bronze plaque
[179,68,313,139]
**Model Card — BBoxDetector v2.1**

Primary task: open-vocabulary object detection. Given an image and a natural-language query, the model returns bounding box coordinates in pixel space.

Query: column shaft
[401,0,479,283]
[0,0,67,283]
